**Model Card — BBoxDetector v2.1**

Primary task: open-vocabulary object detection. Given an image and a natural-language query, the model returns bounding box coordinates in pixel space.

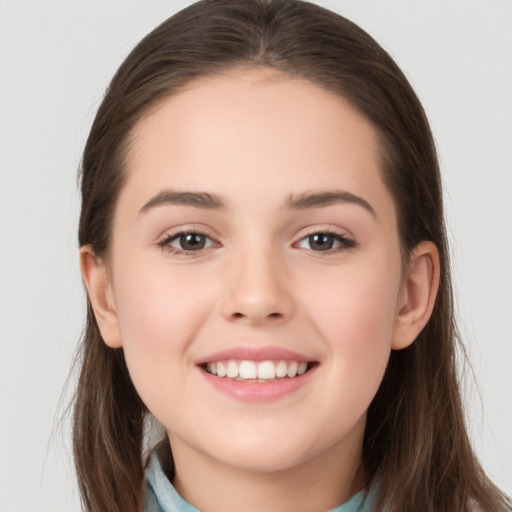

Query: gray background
[1,1,511,510]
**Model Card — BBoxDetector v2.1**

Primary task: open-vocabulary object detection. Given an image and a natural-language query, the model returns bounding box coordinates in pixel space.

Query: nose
[221,248,294,326]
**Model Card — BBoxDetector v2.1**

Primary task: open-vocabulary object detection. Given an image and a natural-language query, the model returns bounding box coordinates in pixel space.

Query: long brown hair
[74,1,510,511]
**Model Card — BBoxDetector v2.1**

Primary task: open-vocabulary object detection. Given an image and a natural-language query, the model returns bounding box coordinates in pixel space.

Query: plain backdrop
[1,1,511,510]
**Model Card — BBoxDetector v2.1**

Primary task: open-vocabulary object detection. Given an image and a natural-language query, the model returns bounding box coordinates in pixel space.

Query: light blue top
[145,444,375,512]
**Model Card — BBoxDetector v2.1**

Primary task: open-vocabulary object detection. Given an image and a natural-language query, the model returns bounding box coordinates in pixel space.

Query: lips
[196,346,317,401]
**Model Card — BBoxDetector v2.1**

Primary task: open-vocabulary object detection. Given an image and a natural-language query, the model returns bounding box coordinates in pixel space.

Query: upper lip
[195,345,314,365]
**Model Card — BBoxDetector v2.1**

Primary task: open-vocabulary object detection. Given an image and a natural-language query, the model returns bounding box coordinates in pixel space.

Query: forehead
[122,67,394,218]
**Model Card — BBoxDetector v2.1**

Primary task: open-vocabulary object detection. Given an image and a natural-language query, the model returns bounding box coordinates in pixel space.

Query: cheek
[304,260,400,344]
[110,259,215,405]
[114,253,213,340]
[301,257,401,395]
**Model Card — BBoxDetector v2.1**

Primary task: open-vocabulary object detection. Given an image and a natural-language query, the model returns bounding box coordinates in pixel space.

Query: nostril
[230,311,283,320]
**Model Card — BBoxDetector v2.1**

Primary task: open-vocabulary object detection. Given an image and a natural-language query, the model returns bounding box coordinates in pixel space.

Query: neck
[169,421,366,512]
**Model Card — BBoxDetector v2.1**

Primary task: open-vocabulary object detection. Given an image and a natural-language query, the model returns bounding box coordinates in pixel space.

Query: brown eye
[160,232,216,253]
[296,232,355,252]
[308,234,334,251]
[178,233,207,250]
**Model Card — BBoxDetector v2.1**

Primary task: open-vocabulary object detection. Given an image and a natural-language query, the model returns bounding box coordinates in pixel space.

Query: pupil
[310,234,333,251]
[181,233,205,250]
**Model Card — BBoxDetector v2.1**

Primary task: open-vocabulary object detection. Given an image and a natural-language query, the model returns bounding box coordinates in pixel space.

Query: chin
[218,447,309,474]
[199,431,325,475]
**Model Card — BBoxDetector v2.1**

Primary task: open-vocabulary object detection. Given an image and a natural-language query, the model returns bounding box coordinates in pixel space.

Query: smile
[196,346,318,401]
[203,359,312,381]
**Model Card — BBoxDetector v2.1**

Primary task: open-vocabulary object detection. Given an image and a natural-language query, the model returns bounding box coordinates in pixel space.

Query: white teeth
[227,360,238,378]
[239,360,258,379]
[287,361,298,378]
[217,361,227,377]
[257,361,276,379]
[275,360,288,378]
[205,359,310,380]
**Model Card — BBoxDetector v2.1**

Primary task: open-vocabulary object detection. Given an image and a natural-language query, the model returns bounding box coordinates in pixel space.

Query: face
[92,69,411,477]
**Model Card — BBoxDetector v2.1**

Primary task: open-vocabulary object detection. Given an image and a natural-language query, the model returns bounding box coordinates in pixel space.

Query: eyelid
[292,226,357,253]
[154,224,356,255]
[156,223,220,243]
[156,225,222,255]
[294,225,354,241]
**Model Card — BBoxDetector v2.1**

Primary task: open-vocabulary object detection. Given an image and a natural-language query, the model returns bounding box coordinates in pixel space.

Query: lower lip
[199,366,316,402]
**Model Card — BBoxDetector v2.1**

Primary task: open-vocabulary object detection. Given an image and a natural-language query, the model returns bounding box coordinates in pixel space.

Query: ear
[392,241,440,350]
[79,245,123,348]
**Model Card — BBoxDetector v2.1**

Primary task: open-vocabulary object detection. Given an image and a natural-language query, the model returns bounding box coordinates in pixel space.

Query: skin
[81,68,439,512]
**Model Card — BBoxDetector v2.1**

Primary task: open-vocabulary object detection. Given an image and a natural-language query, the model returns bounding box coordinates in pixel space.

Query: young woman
[73,1,511,511]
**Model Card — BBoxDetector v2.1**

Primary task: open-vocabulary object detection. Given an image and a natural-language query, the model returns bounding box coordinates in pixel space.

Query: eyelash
[157,229,357,255]
[294,230,357,254]
[157,230,218,255]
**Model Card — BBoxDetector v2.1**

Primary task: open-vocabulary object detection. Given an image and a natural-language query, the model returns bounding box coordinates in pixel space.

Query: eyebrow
[285,190,376,217]
[139,190,226,214]
[138,188,375,217]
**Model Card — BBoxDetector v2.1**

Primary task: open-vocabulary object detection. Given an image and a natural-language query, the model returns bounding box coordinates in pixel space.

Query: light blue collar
[145,443,374,512]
